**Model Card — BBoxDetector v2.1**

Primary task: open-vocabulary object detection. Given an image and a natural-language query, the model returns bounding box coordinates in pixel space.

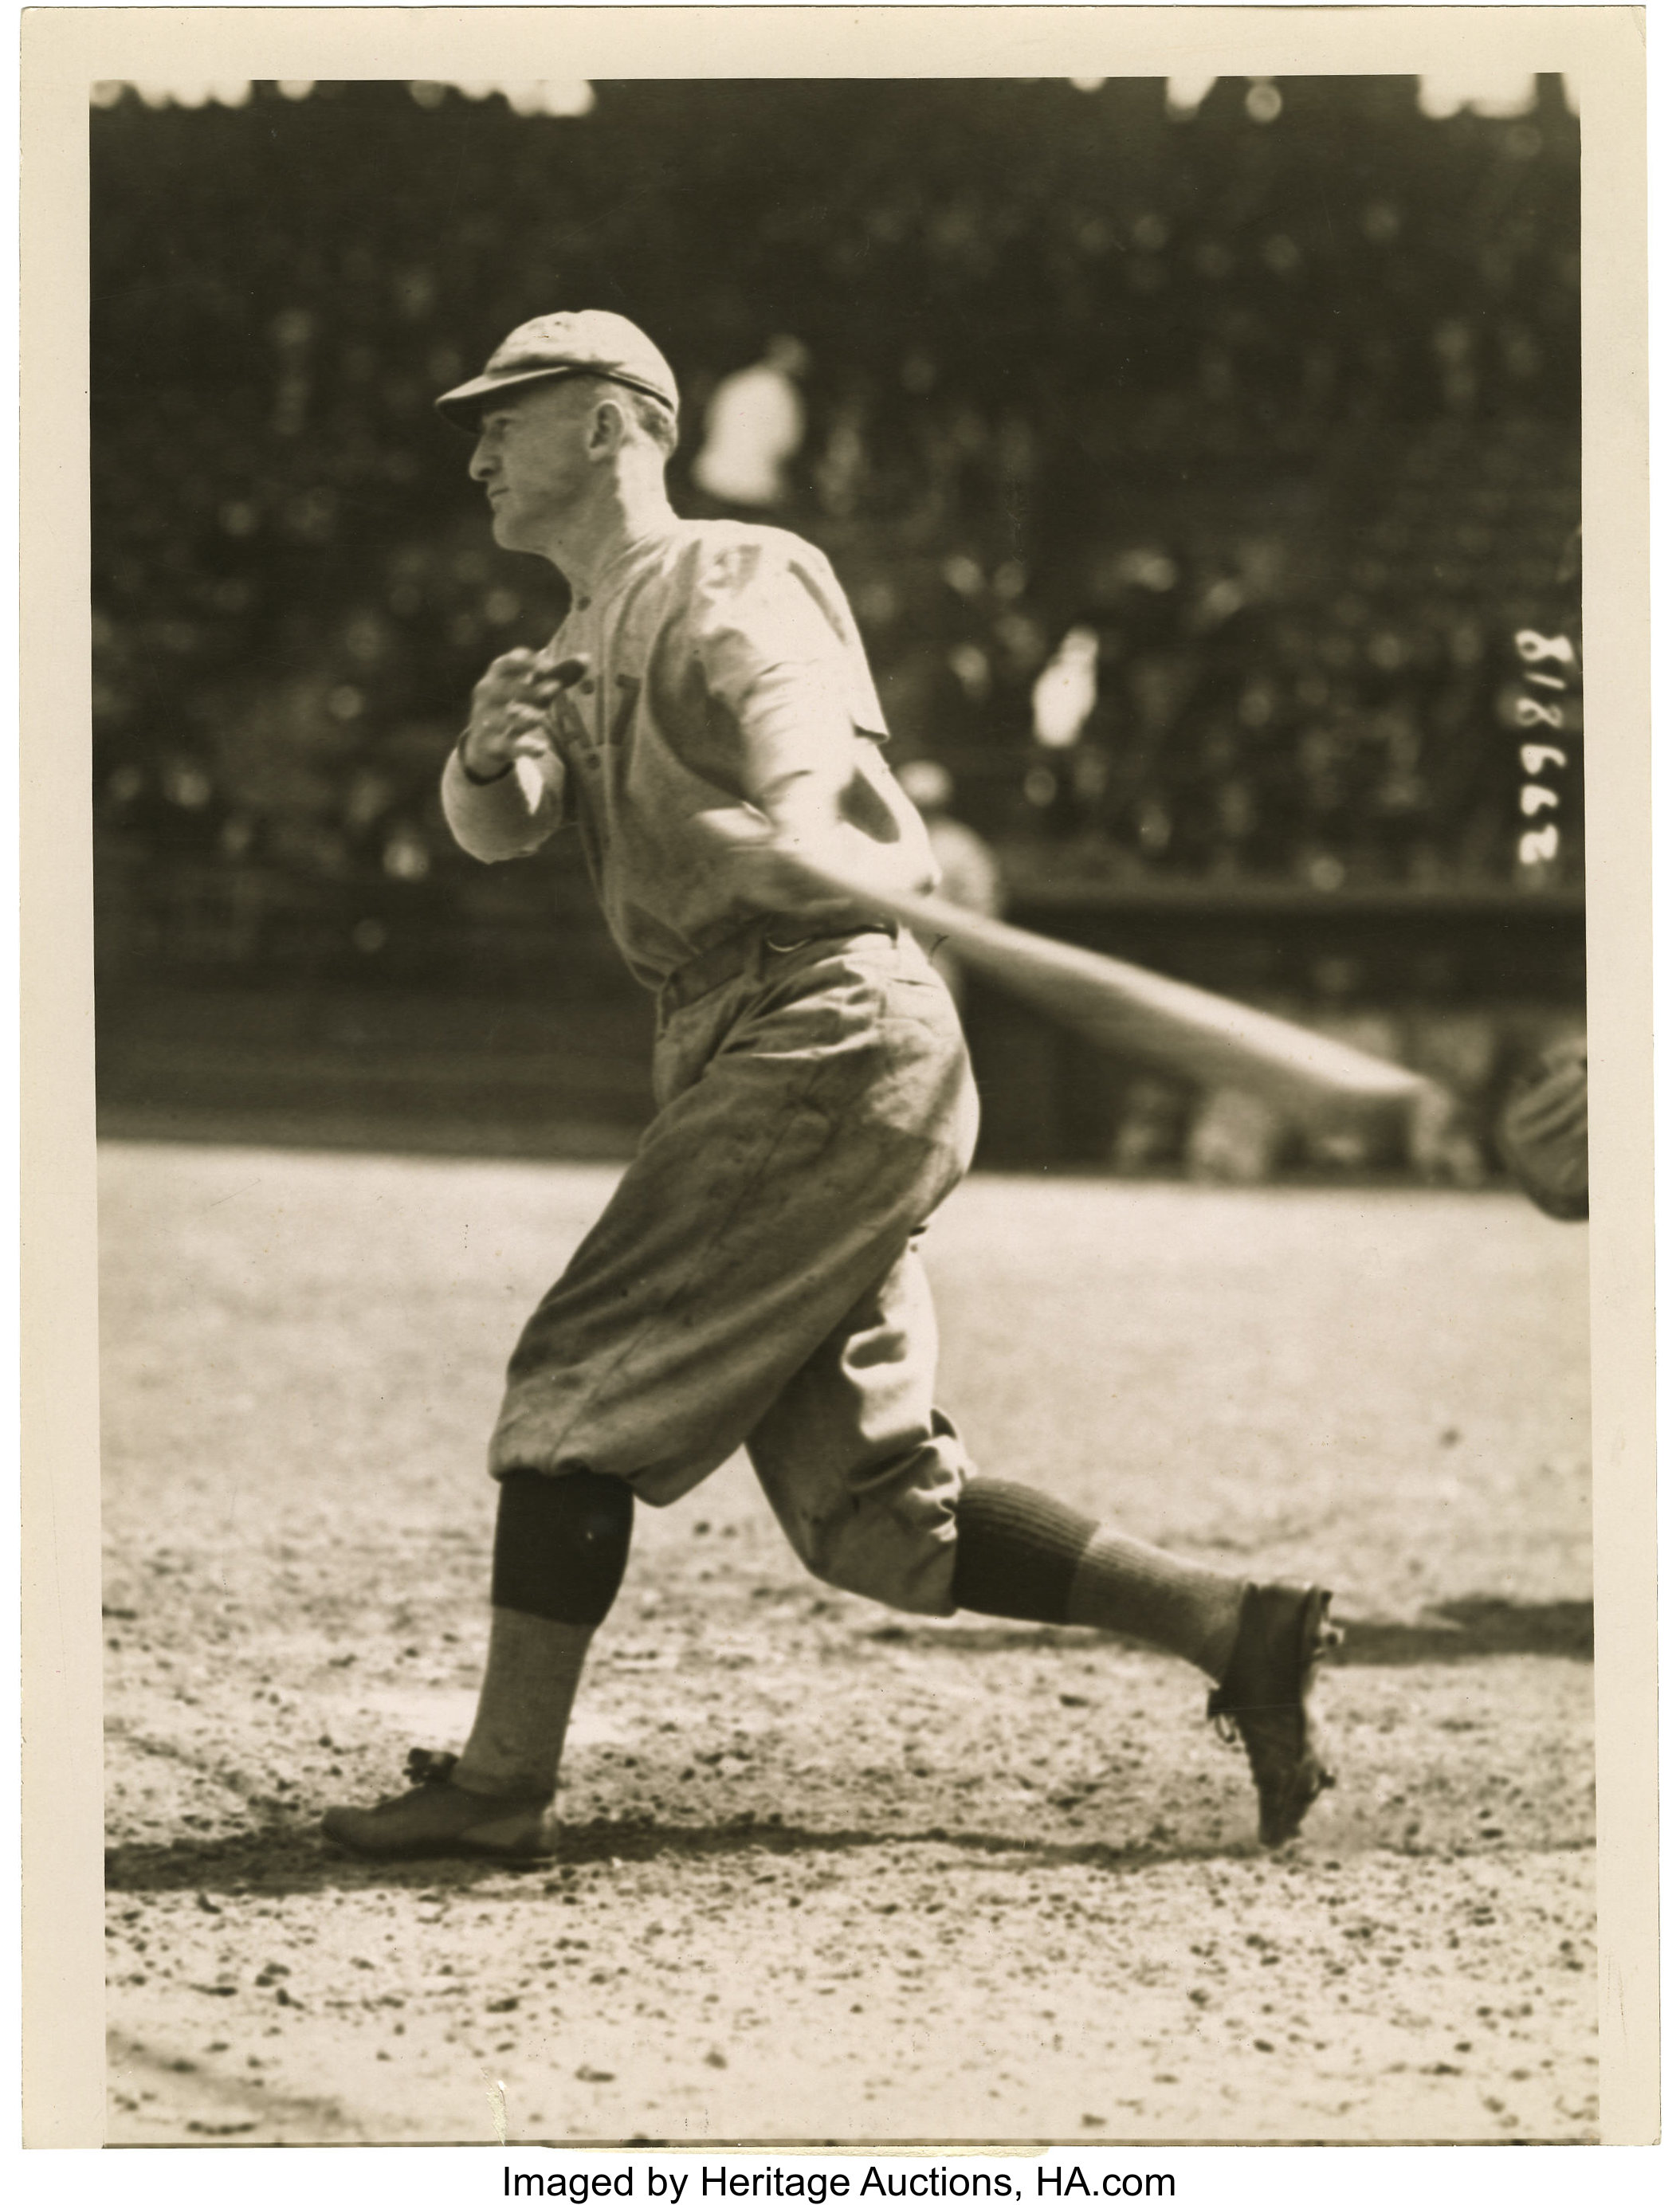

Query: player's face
[469,381,596,551]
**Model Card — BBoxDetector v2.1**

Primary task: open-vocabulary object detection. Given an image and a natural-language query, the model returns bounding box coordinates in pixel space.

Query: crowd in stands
[91,74,1582,935]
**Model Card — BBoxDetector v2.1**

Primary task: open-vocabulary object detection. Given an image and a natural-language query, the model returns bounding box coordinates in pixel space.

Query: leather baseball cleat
[321,1748,560,1862]
[1207,1583,1340,1846]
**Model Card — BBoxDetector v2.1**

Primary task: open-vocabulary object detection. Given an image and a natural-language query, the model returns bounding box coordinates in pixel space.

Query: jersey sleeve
[689,536,889,801]
[440,740,568,862]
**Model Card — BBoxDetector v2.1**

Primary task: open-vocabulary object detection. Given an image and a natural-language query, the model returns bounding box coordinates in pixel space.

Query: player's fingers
[485,709,546,752]
[472,673,524,716]
[468,703,545,758]
[477,648,547,695]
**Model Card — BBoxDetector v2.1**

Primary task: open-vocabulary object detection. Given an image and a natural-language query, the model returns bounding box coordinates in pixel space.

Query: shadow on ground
[104,1598,1591,1899]
[105,1815,1262,1899]
[1336,1598,1592,1663]
[871,1599,1592,1665]
[108,2027,365,2143]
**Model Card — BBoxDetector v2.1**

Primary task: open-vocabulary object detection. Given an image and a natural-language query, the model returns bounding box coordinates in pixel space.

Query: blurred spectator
[1032,625,1101,751]
[1184,1089,1291,1185]
[1110,1075,1194,1177]
[690,335,810,508]
[89,77,1580,906]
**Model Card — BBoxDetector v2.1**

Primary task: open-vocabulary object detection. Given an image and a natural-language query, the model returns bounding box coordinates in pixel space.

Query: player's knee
[783,1507,958,1619]
[491,1465,634,1626]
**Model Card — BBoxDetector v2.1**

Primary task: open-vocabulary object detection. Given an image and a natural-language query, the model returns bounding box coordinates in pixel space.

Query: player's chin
[487,502,541,554]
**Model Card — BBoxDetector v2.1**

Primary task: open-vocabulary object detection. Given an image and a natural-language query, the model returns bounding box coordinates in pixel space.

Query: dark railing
[96,842,1583,1171]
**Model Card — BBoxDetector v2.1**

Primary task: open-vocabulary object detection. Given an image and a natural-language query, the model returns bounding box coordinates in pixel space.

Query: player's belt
[659,912,894,1013]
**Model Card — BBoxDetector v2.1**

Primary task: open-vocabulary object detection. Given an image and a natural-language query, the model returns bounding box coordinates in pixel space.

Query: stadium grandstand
[91,76,1584,1168]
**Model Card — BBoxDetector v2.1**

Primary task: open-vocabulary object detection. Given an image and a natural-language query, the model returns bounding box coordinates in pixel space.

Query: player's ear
[585,398,627,461]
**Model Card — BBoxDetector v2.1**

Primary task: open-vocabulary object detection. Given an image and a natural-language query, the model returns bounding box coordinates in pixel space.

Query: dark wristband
[456,732,515,787]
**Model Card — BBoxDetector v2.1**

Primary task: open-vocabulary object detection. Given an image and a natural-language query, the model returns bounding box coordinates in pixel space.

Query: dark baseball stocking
[951,1477,1244,1681]
[452,1467,634,1798]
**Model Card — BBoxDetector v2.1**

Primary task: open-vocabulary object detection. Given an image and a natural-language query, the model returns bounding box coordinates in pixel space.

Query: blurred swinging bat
[784,851,1450,1149]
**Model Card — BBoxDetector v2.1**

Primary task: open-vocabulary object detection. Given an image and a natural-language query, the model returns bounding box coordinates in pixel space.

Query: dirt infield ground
[99,1145,1595,2145]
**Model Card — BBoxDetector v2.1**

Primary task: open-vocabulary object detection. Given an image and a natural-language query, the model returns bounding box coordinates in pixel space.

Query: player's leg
[951,1482,1245,1674]
[751,1246,1337,1846]
[747,1234,968,1615]
[484,930,980,1501]
[320,1467,632,1859]
[324,931,972,1857]
[749,1242,1247,1663]
[949,1481,1338,1846]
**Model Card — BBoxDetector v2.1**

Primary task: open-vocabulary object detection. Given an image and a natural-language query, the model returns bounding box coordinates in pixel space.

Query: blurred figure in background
[1024,622,1103,839]
[1497,1034,1588,1220]
[1031,623,1101,752]
[897,757,1003,1010]
[690,335,811,510]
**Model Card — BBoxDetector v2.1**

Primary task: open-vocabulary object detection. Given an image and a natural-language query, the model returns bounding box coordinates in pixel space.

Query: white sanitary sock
[452,1607,598,1797]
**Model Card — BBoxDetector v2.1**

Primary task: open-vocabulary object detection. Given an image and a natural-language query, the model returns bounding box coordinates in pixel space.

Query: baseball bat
[783,852,1439,1139]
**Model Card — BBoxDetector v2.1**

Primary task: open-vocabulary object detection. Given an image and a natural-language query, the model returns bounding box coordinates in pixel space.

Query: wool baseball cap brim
[436,308,680,431]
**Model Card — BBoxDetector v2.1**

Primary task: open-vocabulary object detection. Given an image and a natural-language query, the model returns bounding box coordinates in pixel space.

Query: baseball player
[322,311,1339,1862]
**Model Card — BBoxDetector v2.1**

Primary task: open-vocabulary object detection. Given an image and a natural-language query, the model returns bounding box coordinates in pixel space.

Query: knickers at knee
[779,1489,960,1619]
[491,1467,634,1626]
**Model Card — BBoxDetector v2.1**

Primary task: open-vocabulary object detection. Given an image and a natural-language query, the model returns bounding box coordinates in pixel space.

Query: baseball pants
[488,923,983,1616]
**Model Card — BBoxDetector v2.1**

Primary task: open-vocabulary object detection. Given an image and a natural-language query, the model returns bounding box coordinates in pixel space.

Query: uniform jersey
[440,513,978,1614]
[442,519,936,989]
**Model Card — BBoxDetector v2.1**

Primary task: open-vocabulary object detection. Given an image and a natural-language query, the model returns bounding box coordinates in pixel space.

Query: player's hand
[1496,1037,1588,1219]
[691,807,860,917]
[461,650,589,779]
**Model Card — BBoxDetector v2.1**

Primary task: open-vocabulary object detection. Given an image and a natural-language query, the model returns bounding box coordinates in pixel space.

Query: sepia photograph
[21,2,1655,2160]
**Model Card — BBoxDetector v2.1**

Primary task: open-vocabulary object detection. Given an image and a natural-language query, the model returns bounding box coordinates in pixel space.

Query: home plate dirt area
[100,1145,1595,2144]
